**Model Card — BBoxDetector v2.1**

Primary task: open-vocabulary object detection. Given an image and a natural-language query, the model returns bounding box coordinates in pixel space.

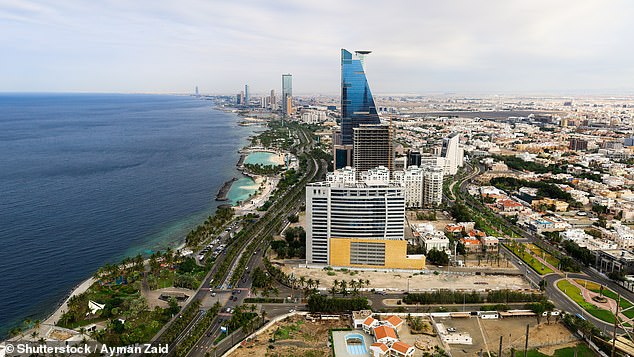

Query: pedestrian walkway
[567,278,629,322]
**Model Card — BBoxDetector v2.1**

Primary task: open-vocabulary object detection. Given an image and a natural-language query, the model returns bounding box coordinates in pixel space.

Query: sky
[2,0,634,95]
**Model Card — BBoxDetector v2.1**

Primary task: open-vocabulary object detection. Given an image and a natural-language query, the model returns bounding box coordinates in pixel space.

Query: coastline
[5,105,280,341]
[2,102,252,340]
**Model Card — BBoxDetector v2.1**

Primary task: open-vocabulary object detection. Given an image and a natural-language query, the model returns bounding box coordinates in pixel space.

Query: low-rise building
[481,236,499,253]
[596,249,634,274]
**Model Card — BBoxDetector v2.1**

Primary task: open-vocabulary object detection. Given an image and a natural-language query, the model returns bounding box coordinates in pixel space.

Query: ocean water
[0,93,255,337]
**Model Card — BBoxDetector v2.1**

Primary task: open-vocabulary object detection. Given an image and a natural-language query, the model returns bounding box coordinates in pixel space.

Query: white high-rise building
[326,166,356,184]
[361,166,390,183]
[393,165,444,208]
[441,133,464,175]
[327,165,443,209]
[393,167,424,208]
[422,166,443,207]
[306,181,405,265]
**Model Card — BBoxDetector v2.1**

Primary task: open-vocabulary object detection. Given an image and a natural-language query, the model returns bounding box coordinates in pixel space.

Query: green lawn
[557,280,617,324]
[514,343,594,357]
[573,279,634,319]
[526,243,560,267]
[505,243,554,275]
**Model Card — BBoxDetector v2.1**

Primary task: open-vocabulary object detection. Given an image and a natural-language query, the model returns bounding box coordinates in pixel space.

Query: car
[447,327,456,332]
[289,309,295,313]
[225,308,231,313]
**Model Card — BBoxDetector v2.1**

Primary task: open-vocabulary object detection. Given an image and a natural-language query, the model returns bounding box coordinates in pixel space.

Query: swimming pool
[345,333,368,355]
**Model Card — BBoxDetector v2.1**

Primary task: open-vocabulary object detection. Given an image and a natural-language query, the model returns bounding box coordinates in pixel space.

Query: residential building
[244,84,250,105]
[481,237,499,253]
[390,341,415,357]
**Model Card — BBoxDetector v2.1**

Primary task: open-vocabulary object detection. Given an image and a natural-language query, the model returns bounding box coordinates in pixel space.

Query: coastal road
[173,126,325,356]
[186,156,326,357]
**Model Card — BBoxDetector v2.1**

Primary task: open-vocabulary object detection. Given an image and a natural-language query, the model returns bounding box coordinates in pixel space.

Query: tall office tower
[195,86,199,97]
[236,93,241,105]
[440,133,462,175]
[237,91,245,105]
[332,129,353,169]
[306,180,423,269]
[340,49,380,145]
[282,74,292,116]
[244,84,250,106]
[353,124,394,174]
[270,89,277,110]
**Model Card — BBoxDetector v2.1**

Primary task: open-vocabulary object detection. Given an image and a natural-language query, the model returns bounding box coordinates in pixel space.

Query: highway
[164,124,326,357]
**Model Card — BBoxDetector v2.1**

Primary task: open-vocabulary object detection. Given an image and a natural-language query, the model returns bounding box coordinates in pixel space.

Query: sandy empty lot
[436,317,578,356]
[283,266,530,292]
[228,315,347,357]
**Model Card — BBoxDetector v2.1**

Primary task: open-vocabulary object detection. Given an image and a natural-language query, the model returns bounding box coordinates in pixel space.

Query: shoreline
[4,105,279,341]
[2,104,250,340]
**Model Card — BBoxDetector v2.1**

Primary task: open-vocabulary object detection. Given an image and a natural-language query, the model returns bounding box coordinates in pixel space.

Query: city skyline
[2,0,634,95]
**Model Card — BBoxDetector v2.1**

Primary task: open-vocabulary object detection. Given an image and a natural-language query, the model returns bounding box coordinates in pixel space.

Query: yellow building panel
[329,238,425,270]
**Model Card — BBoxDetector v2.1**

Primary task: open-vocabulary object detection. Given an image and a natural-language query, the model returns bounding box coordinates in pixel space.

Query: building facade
[282,74,292,116]
[340,49,380,145]
[441,133,463,175]
[353,124,394,174]
[306,180,424,269]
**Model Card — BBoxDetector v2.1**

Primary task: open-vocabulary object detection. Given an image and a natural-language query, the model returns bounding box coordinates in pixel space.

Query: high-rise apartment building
[340,49,380,145]
[392,165,443,208]
[353,124,394,174]
[244,84,250,106]
[282,74,292,116]
[422,166,443,207]
[306,180,424,269]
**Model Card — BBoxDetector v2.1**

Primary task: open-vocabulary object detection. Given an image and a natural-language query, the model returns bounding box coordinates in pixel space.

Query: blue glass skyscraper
[340,49,380,145]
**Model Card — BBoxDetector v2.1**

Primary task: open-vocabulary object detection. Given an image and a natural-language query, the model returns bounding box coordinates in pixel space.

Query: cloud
[1,0,633,94]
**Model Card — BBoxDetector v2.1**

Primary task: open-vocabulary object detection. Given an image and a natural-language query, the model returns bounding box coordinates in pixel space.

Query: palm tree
[299,276,306,289]
[315,279,320,291]
[329,286,337,297]
[340,280,348,296]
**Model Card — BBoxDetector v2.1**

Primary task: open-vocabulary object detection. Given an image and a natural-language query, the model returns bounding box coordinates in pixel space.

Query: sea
[0,93,258,337]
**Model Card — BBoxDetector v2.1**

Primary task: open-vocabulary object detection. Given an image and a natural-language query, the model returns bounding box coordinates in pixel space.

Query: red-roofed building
[372,325,398,346]
[460,237,482,253]
[497,199,524,212]
[370,342,389,357]
[390,341,415,357]
[384,315,404,330]
[362,316,379,332]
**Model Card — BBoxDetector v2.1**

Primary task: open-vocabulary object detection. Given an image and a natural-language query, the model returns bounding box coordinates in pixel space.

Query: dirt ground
[284,266,530,292]
[436,317,579,356]
[406,210,455,232]
[228,315,348,357]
